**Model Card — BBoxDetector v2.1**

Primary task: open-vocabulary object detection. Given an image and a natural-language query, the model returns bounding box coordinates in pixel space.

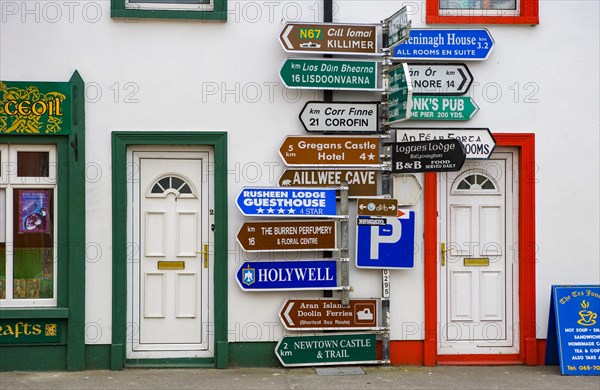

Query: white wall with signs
[1,0,598,347]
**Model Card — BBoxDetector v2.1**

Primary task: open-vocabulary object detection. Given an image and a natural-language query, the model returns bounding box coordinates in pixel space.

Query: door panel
[127,149,213,359]
[439,152,518,354]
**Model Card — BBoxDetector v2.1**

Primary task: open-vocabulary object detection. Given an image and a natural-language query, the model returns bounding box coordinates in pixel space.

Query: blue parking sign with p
[356,211,415,269]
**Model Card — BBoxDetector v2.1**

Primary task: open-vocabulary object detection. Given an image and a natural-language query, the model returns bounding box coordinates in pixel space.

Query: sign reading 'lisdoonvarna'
[0,81,71,135]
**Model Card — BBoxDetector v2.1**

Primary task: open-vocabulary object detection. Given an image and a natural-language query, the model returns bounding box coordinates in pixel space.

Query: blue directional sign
[236,187,338,218]
[236,260,338,291]
[356,211,415,269]
[394,29,494,61]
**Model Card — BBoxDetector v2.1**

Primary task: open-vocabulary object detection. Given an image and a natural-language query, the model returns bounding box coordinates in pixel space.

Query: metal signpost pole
[339,182,350,306]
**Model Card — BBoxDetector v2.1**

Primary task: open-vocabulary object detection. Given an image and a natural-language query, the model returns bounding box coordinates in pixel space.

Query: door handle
[196,243,209,268]
[441,242,447,267]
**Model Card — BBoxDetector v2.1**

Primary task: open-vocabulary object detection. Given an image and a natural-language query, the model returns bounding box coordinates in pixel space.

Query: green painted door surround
[0,71,86,371]
[110,131,228,369]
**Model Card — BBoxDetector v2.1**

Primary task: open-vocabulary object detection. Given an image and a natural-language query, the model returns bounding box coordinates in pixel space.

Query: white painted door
[439,151,518,355]
[127,148,213,359]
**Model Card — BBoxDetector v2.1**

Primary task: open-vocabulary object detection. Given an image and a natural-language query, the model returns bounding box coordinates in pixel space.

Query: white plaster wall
[1,0,598,345]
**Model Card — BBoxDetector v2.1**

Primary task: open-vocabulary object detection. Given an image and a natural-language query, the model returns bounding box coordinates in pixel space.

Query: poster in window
[19,190,50,233]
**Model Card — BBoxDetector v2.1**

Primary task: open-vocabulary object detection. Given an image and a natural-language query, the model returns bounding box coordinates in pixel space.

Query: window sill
[0,307,69,319]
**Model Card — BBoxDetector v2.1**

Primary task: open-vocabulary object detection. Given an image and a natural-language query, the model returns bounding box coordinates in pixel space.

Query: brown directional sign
[279,136,381,166]
[237,220,336,252]
[279,299,379,330]
[279,22,379,55]
[357,198,399,217]
[279,169,378,198]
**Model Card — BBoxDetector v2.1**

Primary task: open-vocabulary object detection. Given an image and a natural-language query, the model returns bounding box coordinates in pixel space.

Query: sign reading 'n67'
[279,22,379,55]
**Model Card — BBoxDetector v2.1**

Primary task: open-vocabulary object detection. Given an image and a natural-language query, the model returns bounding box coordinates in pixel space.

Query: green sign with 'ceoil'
[0,81,72,135]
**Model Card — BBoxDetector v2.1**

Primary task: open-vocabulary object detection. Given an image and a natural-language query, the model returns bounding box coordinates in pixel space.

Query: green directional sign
[385,63,413,124]
[275,333,380,367]
[410,95,479,121]
[279,58,380,91]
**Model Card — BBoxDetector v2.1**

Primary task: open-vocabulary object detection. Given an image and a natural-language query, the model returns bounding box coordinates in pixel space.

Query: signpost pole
[340,182,350,306]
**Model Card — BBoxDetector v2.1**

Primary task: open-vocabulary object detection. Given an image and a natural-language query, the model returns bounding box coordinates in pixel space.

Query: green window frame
[111,0,226,21]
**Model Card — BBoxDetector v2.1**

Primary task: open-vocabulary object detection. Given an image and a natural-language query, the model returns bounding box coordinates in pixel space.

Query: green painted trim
[85,344,111,369]
[0,346,67,371]
[0,308,69,320]
[229,342,280,368]
[111,131,228,369]
[66,70,87,371]
[0,70,86,372]
[111,0,226,21]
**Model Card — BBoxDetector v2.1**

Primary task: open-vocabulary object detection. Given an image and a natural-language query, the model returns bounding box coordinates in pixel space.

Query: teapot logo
[577,300,597,326]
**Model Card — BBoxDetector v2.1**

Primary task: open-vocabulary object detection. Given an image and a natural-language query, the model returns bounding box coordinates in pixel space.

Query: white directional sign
[394,128,496,159]
[382,7,411,50]
[408,63,473,95]
[299,101,379,133]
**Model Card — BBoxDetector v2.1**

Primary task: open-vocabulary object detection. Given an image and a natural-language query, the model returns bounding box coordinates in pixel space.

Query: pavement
[1,365,599,390]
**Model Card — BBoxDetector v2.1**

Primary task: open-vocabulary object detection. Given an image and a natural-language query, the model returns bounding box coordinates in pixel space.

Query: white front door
[127,148,214,359]
[439,150,519,355]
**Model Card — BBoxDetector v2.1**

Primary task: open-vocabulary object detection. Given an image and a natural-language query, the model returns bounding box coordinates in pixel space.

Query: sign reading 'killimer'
[236,220,337,252]
[279,22,379,55]
[279,58,380,91]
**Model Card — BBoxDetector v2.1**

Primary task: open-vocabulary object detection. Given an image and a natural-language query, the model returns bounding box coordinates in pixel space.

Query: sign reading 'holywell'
[236,261,338,291]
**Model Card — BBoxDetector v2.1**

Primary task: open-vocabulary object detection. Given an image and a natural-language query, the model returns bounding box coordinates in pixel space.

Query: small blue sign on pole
[394,29,494,61]
[236,187,338,218]
[355,211,415,269]
[236,260,338,291]
[546,285,600,376]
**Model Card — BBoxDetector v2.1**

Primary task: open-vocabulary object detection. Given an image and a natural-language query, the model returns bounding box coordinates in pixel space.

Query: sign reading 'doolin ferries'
[279,136,381,166]
[236,220,336,252]
[391,139,466,173]
[279,169,378,198]
[385,63,413,124]
[411,96,479,121]
[548,285,600,376]
[236,187,338,217]
[236,261,337,291]
[299,101,379,133]
[279,22,379,56]
[394,128,495,159]
[394,29,494,61]
[279,299,379,331]
[279,58,380,91]
[409,63,473,95]
[275,333,379,367]
[0,81,71,135]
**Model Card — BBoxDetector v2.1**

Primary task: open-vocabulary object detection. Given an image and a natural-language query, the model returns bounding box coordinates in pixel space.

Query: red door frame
[423,133,537,365]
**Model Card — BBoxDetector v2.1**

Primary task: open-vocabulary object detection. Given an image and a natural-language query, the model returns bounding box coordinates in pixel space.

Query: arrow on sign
[409,63,473,95]
[282,301,295,326]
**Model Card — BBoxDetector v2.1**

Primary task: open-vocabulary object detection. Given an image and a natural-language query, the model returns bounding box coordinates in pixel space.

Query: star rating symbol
[368,153,375,160]
[256,207,264,214]
[288,208,296,214]
[267,208,275,214]
[278,208,286,214]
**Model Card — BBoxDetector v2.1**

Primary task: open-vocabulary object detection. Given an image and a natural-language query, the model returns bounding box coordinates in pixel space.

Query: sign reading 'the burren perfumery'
[0,81,72,135]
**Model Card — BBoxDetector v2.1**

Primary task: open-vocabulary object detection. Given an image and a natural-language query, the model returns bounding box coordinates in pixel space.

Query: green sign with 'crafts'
[0,81,72,135]
[410,95,479,121]
[279,58,380,91]
[275,333,379,367]
[0,319,63,344]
